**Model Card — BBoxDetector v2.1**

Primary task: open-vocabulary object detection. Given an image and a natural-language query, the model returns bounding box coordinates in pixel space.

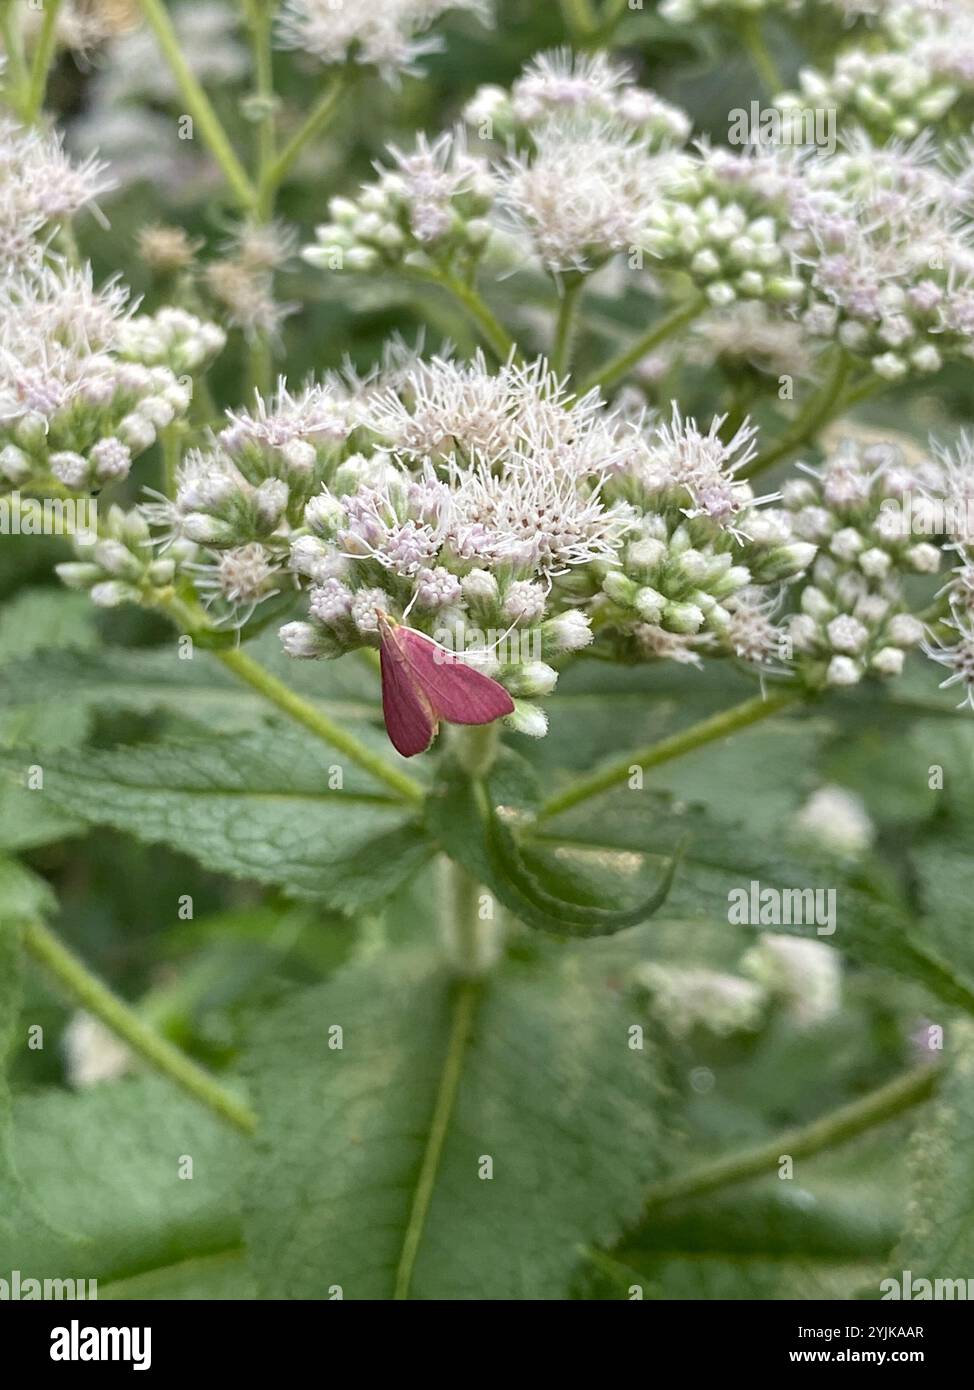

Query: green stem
[160,423,182,497]
[836,373,884,414]
[435,271,517,363]
[743,350,852,479]
[264,73,347,194]
[740,15,783,95]
[393,979,480,1299]
[437,725,505,977]
[579,294,706,396]
[24,0,62,121]
[213,645,426,807]
[639,1062,939,1213]
[558,0,598,42]
[597,0,632,39]
[0,1,29,112]
[552,278,584,378]
[437,856,500,978]
[23,919,256,1135]
[136,0,256,209]
[244,0,276,220]
[537,688,801,821]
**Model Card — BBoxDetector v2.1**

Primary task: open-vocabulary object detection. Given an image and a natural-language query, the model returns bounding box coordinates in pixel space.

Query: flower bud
[504,701,548,738]
[503,662,559,698]
[279,620,340,659]
[542,609,593,654]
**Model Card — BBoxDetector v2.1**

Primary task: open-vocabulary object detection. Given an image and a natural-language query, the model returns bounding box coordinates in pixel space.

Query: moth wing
[380,638,438,757]
[398,628,515,726]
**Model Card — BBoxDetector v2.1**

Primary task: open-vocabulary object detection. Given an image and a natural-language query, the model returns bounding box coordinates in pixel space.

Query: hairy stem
[580,293,706,396]
[264,73,347,194]
[743,350,853,479]
[23,919,257,1135]
[136,0,256,208]
[639,1062,939,1213]
[537,688,802,821]
[24,0,63,121]
[214,646,426,807]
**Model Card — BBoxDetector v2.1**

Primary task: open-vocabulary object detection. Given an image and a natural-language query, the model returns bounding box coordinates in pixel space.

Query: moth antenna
[464,616,522,659]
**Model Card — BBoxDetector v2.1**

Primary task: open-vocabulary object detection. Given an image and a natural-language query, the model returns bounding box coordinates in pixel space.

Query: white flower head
[793,784,875,857]
[500,115,670,274]
[277,0,491,78]
[741,935,842,1028]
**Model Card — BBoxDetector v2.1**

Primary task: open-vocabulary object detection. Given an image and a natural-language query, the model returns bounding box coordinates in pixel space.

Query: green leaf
[0,915,25,1241]
[0,856,57,922]
[0,588,98,664]
[0,638,380,737]
[537,787,974,1014]
[243,943,667,1298]
[0,1076,251,1291]
[0,729,432,910]
[0,857,57,1244]
[586,1136,908,1300]
[0,590,100,850]
[891,1021,974,1287]
[428,757,680,937]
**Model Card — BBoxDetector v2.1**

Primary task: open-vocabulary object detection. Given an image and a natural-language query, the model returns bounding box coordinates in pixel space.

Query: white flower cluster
[786,137,974,380]
[779,0,974,140]
[301,41,974,389]
[145,381,354,550]
[465,49,691,147]
[0,264,199,494]
[303,130,495,277]
[597,409,814,667]
[277,0,491,79]
[922,433,974,707]
[635,144,804,309]
[500,120,682,279]
[279,356,626,731]
[636,935,841,1038]
[0,119,223,498]
[634,962,767,1039]
[257,356,819,727]
[116,307,226,376]
[0,117,113,271]
[740,934,842,1027]
[781,439,938,688]
[57,504,187,609]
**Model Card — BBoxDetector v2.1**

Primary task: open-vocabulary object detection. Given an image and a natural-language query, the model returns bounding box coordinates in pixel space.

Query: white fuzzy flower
[277,0,490,78]
[793,784,874,857]
[63,1012,132,1088]
[741,935,842,1027]
[635,962,767,1039]
[500,115,670,274]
